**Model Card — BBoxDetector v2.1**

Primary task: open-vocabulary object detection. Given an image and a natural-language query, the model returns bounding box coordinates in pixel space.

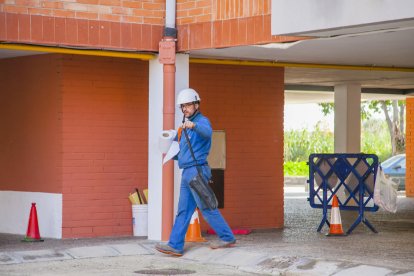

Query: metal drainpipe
[159,0,177,241]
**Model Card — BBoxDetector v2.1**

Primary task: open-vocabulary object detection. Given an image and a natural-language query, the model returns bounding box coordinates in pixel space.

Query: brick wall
[0,11,163,51]
[177,0,306,50]
[190,63,285,229]
[177,0,270,24]
[1,0,165,24]
[60,55,149,238]
[406,98,413,197]
[0,55,61,193]
[0,1,305,52]
[0,0,164,50]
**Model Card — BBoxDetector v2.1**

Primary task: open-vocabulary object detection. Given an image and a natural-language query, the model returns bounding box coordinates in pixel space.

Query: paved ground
[1,186,413,275]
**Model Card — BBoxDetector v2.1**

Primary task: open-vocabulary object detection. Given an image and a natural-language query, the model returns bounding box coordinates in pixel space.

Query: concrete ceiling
[1,24,414,104]
[191,28,414,68]
[190,26,414,103]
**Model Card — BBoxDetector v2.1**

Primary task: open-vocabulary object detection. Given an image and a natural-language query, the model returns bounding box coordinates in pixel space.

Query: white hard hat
[176,88,201,106]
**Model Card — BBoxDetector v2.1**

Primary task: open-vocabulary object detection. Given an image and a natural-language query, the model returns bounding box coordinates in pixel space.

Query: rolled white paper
[163,141,180,164]
[158,130,177,154]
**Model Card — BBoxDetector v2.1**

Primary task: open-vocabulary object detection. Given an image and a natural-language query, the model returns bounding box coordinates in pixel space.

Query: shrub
[284,119,393,176]
[284,161,309,176]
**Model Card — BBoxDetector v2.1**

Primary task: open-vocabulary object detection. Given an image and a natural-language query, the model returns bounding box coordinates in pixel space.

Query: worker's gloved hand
[182,121,195,129]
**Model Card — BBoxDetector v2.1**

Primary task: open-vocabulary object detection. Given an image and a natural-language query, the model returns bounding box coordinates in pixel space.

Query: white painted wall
[174,54,189,215]
[0,191,62,239]
[148,54,189,241]
[148,56,164,241]
[334,84,361,153]
[271,0,414,36]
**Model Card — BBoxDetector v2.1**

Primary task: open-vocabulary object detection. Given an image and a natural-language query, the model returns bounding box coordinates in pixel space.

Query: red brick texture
[0,54,149,238]
[0,11,163,51]
[0,55,62,193]
[177,0,270,24]
[190,63,285,229]
[0,54,285,237]
[176,0,308,50]
[406,98,413,197]
[0,0,306,52]
[60,55,149,238]
[177,14,306,51]
[1,0,165,24]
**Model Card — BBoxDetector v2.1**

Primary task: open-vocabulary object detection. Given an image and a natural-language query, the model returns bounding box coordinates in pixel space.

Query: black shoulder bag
[182,120,218,210]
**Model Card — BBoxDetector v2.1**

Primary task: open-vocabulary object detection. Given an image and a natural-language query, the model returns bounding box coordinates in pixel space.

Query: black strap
[182,117,204,177]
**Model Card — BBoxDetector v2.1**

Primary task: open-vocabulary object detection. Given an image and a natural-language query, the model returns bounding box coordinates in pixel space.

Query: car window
[396,158,406,169]
[381,155,402,167]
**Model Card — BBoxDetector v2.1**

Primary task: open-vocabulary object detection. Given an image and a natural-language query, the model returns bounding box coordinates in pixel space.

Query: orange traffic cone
[22,203,44,242]
[185,209,206,242]
[327,195,346,236]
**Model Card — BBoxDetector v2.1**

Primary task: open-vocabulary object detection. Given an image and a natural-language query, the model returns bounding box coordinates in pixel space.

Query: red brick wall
[190,63,285,229]
[1,0,165,24]
[177,0,270,24]
[406,98,413,197]
[0,11,163,51]
[60,55,149,238]
[0,1,305,52]
[0,55,61,193]
[177,0,307,50]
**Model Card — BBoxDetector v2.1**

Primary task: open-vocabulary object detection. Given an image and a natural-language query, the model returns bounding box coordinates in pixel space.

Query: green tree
[319,100,405,155]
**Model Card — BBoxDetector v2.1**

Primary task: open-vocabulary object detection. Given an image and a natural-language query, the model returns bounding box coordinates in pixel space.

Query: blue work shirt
[176,111,212,169]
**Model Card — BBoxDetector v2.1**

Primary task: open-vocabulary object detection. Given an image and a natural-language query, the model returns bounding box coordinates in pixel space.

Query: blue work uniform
[168,111,235,252]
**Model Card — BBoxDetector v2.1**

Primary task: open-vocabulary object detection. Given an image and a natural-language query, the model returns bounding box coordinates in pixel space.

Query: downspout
[159,0,177,241]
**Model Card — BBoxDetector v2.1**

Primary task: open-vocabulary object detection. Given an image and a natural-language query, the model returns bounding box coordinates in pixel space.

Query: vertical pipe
[165,0,176,29]
[160,0,177,241]
[161,63,176,240]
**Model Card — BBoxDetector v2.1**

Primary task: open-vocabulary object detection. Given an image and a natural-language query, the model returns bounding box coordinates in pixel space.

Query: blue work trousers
[168,165,235,251]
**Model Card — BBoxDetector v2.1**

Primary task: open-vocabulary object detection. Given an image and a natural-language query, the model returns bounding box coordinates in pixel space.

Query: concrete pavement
[1,186,414,275]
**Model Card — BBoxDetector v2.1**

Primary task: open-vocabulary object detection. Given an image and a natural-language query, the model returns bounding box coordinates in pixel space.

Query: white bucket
[132,204,148,237]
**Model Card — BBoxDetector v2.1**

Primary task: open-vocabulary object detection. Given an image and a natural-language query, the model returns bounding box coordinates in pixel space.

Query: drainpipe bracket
[164,27,177,39]
[159,40,176,64]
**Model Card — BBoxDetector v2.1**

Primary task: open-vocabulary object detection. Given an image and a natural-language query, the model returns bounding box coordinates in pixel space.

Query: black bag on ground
[189,174,218,210]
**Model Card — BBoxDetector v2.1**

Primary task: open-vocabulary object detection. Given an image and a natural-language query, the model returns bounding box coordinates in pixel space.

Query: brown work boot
[209,239,236,249]
[155,243,183,257]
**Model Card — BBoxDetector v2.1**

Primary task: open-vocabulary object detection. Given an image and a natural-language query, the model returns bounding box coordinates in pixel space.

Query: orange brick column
[190,63,285,230]
[61,55,149,238]
[406,98,414,197]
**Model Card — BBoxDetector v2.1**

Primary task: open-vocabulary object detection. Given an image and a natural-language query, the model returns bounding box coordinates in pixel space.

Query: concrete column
[334,84,361,206]
[174,54,189,215]
[148,54,189,241]
[334,84,361,153]
[148,56,164,241]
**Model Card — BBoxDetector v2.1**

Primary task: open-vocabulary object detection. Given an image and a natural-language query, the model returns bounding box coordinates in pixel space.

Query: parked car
[381,154,406,191]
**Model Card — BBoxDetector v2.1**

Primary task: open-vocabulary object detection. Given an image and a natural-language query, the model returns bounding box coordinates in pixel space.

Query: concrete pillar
[148,54,189,241]
[334,84,361,153]
[173,54,189,215]
[148,56,163,241]
[334,84,361,207]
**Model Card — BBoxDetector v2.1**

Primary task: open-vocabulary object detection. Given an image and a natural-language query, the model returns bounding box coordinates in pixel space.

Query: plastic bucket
[132,204,148,236]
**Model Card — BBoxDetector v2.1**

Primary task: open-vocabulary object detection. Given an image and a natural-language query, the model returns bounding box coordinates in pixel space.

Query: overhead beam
[285,85,412,95]
[0,43,155,60]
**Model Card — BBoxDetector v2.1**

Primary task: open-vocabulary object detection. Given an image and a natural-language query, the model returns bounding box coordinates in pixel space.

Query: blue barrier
[308,153,379,234]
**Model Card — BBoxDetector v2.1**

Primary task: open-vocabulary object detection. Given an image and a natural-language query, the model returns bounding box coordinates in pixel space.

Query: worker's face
[181,102,198,118]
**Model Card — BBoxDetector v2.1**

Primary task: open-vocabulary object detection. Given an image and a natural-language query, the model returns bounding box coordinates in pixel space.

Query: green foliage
[319,100,407,121]
[284,118,392,176]
[284,122,334,162]
[319,103,334,116]
[361,119,392,162]
[284,161,309,176]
